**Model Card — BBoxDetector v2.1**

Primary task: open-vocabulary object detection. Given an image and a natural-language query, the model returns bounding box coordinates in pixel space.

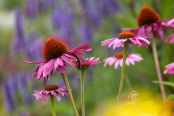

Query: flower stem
[50,95,56,116]
[151,38,167,101]
[117,42,128,113]
[125,73,132,92]
[81,69,85,116]
[61,73,79,116]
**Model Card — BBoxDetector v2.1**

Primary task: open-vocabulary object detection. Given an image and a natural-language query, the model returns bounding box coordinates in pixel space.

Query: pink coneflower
[163,62,174,74]
[123,6,174,40]
[68,57,100,69]
[101,32,150,49]
[34,85,68,102]
[24,38,91,83]
[103,51,143,69]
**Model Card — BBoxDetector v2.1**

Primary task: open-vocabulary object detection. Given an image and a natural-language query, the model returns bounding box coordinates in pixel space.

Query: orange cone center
[114,51,129,59]
[43,38,68,61]
[137,6,160,27]
[44,85,59,91]
[117,32,135,39]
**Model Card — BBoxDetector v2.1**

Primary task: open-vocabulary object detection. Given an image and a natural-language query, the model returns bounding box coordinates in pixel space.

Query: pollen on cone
[114,51,129,59]
[44,85,59,91]
[43,38,68,61]
[117,32,135,39]
[137,6,160,27]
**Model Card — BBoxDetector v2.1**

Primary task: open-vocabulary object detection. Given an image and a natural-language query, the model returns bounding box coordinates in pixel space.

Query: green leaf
[167,94,174,101]
[153,81,174,88]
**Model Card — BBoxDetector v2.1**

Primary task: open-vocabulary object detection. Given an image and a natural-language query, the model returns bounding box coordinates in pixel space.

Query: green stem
[81,69,85,116]
[125,73,132,92]
[61,73,79,116]
[117,42,128,113]
[50,95,56,116]
[151,38,167,101]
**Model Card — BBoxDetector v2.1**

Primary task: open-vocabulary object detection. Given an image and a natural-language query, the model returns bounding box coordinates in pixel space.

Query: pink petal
[43,59,55,77]
[122,28,138,34]
[108,58,116,66]
[137,26,146,36]
[57,66,66,74]
[54,58,64,69]
[119,59,123,67]
[44,93,50,102]
[166,34,174,43]
[32,72,37,77]
[68,42,91,53]
[61,54,72,62]
[37,64,45,80]
[114,60,119,69]
[24,61,45,64]
[101,38,116,46]
[146,25,153,39]
[56,93,61,101]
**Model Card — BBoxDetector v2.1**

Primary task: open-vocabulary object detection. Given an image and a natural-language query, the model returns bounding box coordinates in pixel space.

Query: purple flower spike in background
[51,1,74,36]
[1,79,15,112]
[101,32,150,49]
[11,9,25,53]
[123,6,174,40]
[163,62,174,74]
[24,0,39,19]
[79,22,93,43]
[17,72,33,105]
[24,38,91,83]
[103,51,143,69]
[34,85,68,102]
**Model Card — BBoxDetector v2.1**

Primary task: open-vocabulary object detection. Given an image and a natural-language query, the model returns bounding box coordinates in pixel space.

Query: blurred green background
[0,0,174,116]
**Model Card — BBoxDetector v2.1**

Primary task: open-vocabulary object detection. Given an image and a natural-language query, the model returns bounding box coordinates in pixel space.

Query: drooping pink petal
[61,54,72,62]
[122,28,138,34]
[56,93,61,101]
[44,93,50,102]
[113,39,127,49]
[101,38,116,46]
[68,42,91,53]
[114,60,119,69]
[57,66,66,74]
[24,61,45,64]
[103,57,114,67]
[108,58,116,66]
[146,25,153,39]
[43,59,55,77]
[126,58,130,66]
[37,64,45,80]
[47,69,53,82]
[137,26,146,36]
[119,59,123,67]
[34,63,44,72]
[32,72,37,77]
[166,34,174,43]
[54,58,64,69]
[161,17,174,28]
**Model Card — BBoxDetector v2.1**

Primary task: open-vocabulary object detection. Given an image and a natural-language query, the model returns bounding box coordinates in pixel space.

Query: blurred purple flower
[17,71,33,105]
[1,78,15,112]
[24,0,39,19]
[51,1,74,36]
[24,32,44,61]
[79,22,93,43]
[39,0,57,10]
[80,0,102,27]
[11,9,25,53]
[97,0,119,17]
